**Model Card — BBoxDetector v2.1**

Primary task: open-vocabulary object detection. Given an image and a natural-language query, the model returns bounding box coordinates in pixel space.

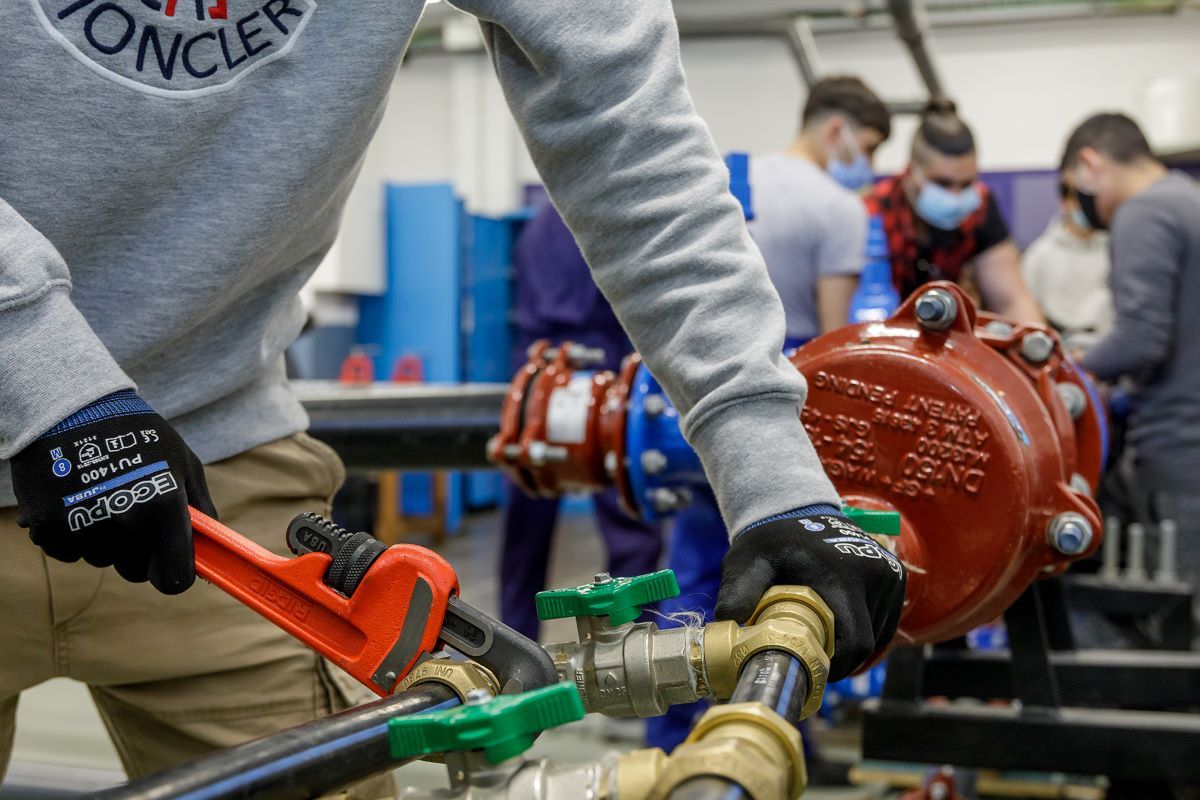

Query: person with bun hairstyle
[865,99,1043,323]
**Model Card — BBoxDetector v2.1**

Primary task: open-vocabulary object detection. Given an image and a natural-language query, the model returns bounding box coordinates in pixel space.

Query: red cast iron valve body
[790,282,1102,646]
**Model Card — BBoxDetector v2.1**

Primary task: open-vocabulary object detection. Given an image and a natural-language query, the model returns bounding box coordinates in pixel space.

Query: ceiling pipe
[782,15,823,87]
[886,0,949,101]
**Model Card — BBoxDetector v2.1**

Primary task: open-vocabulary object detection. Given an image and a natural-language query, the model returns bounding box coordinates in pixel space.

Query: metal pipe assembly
[662,651,810,800]
[94,685,460,800]
[491,283,1107,650]
[100,578,832,800]
[138,285,1117,800]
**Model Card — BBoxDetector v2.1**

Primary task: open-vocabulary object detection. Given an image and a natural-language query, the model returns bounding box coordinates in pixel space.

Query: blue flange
[624,363,708,521]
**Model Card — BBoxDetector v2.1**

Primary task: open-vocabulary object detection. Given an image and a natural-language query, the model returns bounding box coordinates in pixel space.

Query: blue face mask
[1069,206,1093,233]
[914,180,982,230]
[828,124,874,191]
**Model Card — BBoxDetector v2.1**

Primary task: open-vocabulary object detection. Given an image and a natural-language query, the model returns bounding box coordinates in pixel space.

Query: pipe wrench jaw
[191,508,459,697]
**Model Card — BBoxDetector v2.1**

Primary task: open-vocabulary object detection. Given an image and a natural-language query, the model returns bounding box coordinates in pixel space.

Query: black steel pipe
[92,685,459,800]
[667,777,747,800]
[664,651,810,800]
[295,381,506,471]
[729,650,810,727]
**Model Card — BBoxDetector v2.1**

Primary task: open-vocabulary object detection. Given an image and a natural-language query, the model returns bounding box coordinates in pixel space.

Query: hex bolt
[566,344,606,368]
[914,288,958,331]
[1125,523,1148,582]
[593,572,613,585]
[643,394,666,417]
[983,320,1015,338]
[1099,516,1121,581]
[1020,331,1055,364]
[641,449,668,475]
[650,488,680,513]
[1156,519,1179,584]
[1056,382,1088,420]
[465,688,492,705]
[527,441,569,466]
[1047,512,1094,556]
[384,671,398,684]
[648,486,694,514]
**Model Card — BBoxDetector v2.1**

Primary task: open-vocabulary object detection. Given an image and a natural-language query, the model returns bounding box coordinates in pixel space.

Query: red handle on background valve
[189,508,460,696]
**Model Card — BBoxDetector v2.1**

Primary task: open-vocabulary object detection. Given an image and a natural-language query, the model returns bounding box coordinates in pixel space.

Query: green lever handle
[535,569,680,625]
[387,682,584,764]
[842,504,902,536]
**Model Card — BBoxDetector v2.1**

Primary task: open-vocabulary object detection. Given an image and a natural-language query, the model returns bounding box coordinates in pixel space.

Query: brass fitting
[615,748,668,800]
[702,586,834,719]
[617,703,806,800]
[394,656,500,702]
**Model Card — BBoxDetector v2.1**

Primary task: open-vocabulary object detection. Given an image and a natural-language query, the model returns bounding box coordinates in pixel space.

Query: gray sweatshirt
[1082,171,1200,492]
[0,0,838,532]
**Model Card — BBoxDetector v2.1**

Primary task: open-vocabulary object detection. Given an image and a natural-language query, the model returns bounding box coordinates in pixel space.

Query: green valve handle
[535,569,679,625]
[387,682,584,765]
[842,504,902,536]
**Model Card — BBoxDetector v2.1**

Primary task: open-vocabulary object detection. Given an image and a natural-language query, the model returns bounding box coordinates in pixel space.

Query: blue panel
[463,214,515,383]
[463,212,521,509]
[358,184,463,382]
[401,473,435,516]
[358,183,464,533]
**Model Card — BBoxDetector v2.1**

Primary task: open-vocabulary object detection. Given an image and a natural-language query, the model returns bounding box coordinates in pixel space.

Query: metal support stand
[863,578,1200,785]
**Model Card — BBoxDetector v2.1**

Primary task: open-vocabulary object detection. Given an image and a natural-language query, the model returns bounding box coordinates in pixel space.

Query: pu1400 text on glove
[11,390,217,595]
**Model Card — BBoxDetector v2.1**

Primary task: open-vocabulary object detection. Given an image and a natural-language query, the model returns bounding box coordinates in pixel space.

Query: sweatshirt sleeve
[0,199,134,460]
[444,0,839,532]
[1082,199,1179,381]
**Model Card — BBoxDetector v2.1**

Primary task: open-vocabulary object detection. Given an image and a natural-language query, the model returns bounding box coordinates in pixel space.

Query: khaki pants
[0,433,393,798]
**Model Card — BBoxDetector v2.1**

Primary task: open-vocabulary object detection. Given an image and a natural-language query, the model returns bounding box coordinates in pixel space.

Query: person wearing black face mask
[1061,112,1200,640]
[1021,177,1112,352]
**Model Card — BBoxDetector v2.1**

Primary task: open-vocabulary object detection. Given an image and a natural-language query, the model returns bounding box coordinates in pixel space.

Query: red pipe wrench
[189,508,555,696]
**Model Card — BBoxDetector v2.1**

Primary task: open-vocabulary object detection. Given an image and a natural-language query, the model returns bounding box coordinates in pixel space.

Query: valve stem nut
[914,288,958,331]
[1047,512,1094,556]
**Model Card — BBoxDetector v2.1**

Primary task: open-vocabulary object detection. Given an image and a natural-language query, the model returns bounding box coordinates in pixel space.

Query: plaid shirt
[865,172,993,299]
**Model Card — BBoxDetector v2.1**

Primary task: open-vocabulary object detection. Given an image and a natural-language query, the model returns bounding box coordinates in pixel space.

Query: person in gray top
[1063,112,1200,614]
[748,76,892,347]
[0,1,904,779]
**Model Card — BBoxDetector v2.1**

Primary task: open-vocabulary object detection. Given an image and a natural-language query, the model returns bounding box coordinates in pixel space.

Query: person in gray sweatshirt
[1063,112,1200,631]
[0,1,904,783]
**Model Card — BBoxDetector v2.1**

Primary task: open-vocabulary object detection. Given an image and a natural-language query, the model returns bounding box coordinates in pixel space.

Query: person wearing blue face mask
[865,99,1044,324]
[747,75,892,349]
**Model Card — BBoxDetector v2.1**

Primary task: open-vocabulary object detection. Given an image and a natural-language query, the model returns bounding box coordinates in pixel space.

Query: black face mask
[1075,188,1108,231]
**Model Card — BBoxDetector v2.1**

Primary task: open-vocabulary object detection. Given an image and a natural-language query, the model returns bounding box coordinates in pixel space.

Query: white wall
[314,9,1200,292]
[697,11,1200,174]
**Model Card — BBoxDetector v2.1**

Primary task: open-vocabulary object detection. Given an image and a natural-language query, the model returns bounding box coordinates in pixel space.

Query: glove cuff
[738,503,844,536]
[40,390,155,439]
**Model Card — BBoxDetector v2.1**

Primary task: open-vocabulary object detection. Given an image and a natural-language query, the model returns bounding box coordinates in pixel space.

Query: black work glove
[11,390,217,595]
[714,504,906,680]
